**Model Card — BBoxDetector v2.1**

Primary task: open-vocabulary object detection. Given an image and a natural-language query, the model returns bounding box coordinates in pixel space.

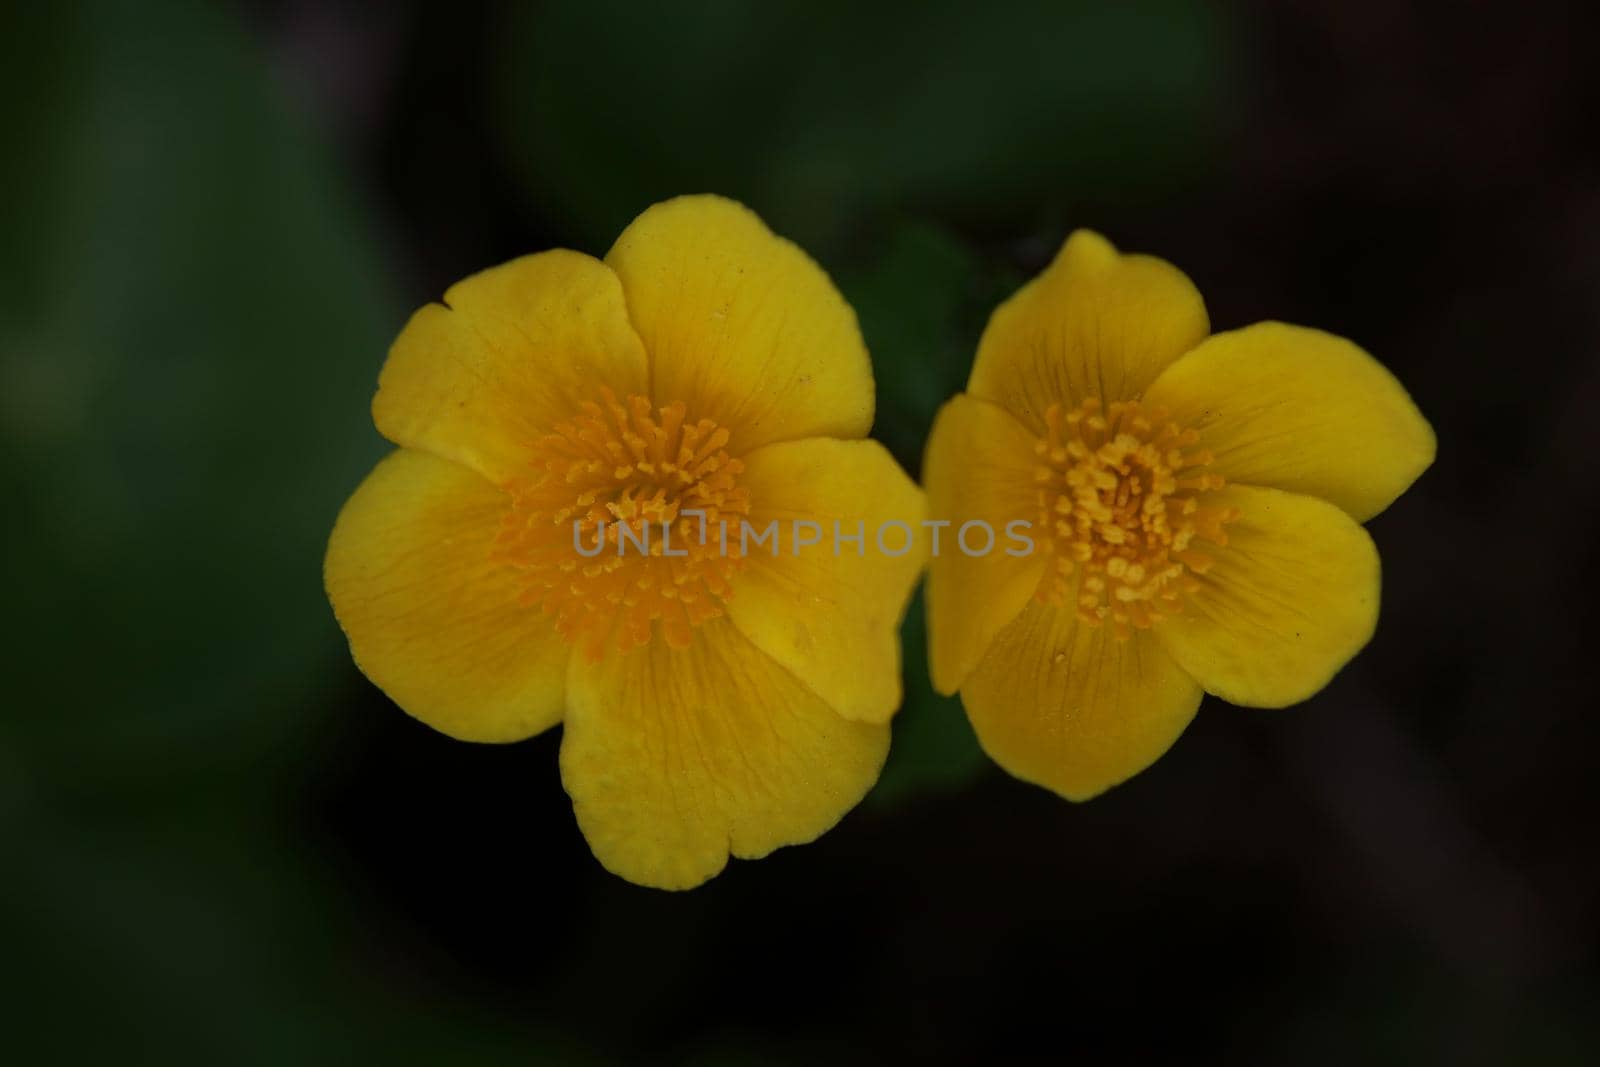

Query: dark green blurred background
[5,0,1598,1062]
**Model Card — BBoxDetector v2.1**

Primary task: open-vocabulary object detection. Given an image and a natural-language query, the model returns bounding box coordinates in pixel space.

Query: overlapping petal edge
[926,230,1435,802]
[326,195,926,889]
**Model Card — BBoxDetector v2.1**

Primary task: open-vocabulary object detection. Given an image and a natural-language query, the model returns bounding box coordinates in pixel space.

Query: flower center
[492,388,750,658]
[1032,398,1237,637]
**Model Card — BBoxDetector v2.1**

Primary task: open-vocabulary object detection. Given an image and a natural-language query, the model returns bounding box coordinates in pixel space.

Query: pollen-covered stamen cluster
[492,387,750,657]
[1033,398,1237,637]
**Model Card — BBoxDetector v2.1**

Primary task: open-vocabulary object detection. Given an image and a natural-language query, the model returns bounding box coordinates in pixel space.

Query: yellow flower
[925,231,1434,800]
[325,196,925,889]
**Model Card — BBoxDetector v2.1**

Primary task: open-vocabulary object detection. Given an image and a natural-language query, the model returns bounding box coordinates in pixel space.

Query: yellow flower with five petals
[325,196,925,889]
[925,231,1434,800]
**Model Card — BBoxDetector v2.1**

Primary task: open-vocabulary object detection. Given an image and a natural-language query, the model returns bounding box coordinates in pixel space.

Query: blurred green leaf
[0,1,407,1048]
[838,222,978,472]
[869,586,988,807]
[495,0,1228,256]
[1,0,395,784]
[836,220,1026,806]
[833,221,1009,806]
[0,2,597,1061]
[836,220,1022,471]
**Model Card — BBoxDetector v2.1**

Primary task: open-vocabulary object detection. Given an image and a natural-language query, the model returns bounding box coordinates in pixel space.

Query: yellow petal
[1153,484,1380,708]
[604,195,873,450]
[727,438,927,724]
[373,250,649,484]
[967,230,1209,432]
[961,601,1203,801]
[1142,322,1435,521]
[324,449,569,742]
[923,394,1047,695]
[561,618,889,890]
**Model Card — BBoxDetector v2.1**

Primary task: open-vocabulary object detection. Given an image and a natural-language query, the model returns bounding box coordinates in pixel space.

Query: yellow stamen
[1032,398,1237,638]
[491,388,750,658]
